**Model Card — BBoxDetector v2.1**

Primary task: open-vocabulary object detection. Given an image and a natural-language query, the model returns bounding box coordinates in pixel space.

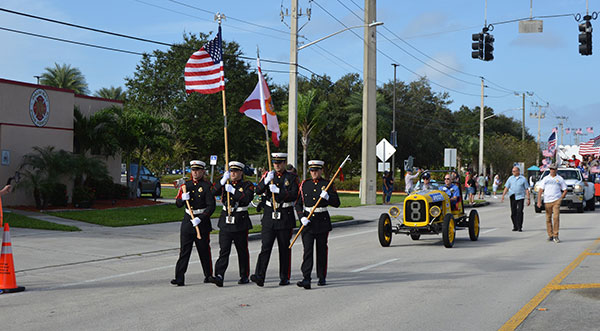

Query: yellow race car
[378,171,480,248]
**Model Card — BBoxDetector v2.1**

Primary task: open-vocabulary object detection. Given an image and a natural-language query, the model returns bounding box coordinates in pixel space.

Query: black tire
[136,186,142,198]
[442,213,455,248]
[152,184,161,198]
[468,209,480,241]
[378,213,393,247]
[410,234,421,240]
[586,198,595,211]
[576,203,584,213]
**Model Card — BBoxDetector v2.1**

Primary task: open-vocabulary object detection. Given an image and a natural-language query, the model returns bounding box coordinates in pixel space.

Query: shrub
[46,183,68,206]
[113,183,129,199]
[72,186,95,208]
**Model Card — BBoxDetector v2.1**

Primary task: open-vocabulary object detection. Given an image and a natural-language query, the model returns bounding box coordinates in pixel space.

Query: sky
[1,0,598,147]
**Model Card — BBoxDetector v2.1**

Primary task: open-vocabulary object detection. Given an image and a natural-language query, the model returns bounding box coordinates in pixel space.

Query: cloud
[414,52,464,89]
[400,12,450,38]
[509,31,567,49]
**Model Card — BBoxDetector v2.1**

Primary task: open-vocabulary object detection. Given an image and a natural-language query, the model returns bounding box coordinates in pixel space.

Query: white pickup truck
[531,167,596,213]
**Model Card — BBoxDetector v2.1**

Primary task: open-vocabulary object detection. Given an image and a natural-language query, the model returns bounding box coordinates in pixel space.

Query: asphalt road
[2,202,599,330]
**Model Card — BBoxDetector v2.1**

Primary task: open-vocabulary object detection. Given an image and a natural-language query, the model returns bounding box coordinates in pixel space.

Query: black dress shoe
[170,279,184,286]
[296,279,311,289]
[317,279,327,286]
[238,277,250,284]
[512,228,518,231]
[250,274,264,287]
[279,279,290,286]
[518,229,523,232]
[214,275,224,287]
[204,276,215,284]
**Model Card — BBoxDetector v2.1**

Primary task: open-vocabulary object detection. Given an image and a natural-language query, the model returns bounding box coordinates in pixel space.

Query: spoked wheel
[442,213,455,248]
[468,209,480,241]
[378,213,393,247]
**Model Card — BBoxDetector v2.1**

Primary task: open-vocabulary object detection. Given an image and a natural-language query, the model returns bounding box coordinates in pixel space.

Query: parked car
[121,163,161,198]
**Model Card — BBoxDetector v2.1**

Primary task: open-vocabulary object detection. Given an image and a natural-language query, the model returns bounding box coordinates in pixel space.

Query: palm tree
[18,146,71,208]
[94,86,126,100]
[73,107,117,156]
[298,89,327,180]
[40,63,89,94]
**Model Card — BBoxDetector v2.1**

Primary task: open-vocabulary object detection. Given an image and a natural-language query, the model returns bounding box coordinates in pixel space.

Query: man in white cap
[295,160,340,289]
[251,152,299,287]
[212,161,255,287]
[171,160,216,286]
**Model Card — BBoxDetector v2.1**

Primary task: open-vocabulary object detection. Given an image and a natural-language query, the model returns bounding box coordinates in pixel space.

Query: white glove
[191,217,201,227]
[269,184,280,194]
[225,184,235,194]
[220,171,230,185]
[301,217,310,226]
[181,192,190,201]
[320,191,329,200]
[264,170,275,185]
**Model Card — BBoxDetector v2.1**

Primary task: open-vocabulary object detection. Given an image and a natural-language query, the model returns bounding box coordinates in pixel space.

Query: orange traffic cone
[0,223,25,293]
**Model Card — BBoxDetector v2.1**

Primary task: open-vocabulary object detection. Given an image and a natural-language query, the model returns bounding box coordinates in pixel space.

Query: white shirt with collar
[538,174,567,203]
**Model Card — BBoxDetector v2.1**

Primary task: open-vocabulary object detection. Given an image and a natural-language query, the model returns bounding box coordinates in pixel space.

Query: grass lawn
[4,212,80,231]
[339,192,406,207]
[48,204,182,227]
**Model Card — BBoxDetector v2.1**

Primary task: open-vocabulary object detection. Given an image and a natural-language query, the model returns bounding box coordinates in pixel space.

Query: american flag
[579,134,600,155]
[547,131,557,155]
[565,128,571,134]
[185,26,224,94]
[551,127,558,133]
[586,127,594,134]
[575,128,583,135]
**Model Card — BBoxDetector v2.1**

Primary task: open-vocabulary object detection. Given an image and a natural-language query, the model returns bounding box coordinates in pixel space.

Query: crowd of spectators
[561,154,600,182]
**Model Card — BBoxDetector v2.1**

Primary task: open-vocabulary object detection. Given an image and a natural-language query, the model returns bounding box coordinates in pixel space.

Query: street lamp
[287,21,383,168]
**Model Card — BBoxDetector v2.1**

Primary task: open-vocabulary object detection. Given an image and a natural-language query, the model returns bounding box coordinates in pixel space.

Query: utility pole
[522,93,526,141]
[530,102,548,165]
[556,116,568,146]
[391,63,398,177]
[360,0,377,204]
[287,0,299,168]
[478,77,484,176]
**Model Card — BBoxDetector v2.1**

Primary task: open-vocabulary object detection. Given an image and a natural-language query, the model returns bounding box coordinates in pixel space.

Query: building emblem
[29,89,50,127]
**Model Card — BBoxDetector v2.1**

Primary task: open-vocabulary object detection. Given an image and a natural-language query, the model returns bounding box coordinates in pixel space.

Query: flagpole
[257,47,278,211]
[216,13,232,221]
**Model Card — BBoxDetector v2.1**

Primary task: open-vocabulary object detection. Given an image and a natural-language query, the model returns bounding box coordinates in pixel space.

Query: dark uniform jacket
[296,178,341,234]
[175,179,215,233]
[256,170,299,230]
[212,179,254,232]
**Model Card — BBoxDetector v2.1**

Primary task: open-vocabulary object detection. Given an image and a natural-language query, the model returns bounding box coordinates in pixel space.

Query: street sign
[519,20,543,33]
[376,138,396,162]
[444,148,457,167]
[210,155,218,166]
[377,162,390,172]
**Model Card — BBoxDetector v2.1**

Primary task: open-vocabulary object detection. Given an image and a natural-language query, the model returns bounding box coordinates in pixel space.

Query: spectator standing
[404,168,420,195]
[467,174,476,205]
[501,166,530,232]
[477,173,486,199]
[492,174,501,198]
[382,171,394,204]
[464,172,471,200]
[536,163,567,243]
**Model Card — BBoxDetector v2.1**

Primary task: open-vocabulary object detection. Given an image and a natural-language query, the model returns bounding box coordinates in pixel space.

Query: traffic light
[483,34,495,61]
[471,33,483,59]
[578,19,592,56]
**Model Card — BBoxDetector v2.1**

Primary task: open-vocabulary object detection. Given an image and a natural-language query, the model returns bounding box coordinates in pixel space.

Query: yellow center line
[548,283,600,290]
[585,252,600,256]
[499,237,600,331]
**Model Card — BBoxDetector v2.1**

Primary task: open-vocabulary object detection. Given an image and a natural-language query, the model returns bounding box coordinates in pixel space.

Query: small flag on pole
[586,127,594,134]
[185,26,225,94]
[565,128,571,134]
[576,128,583,135]
[551,127,558,133]
[547,131,556,155]
[239,57,281,147]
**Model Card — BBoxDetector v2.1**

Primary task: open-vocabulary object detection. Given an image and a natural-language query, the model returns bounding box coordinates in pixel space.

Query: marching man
[296,160,340,289]
[171,160,216,286]
[251,153,299,287]
[212,161,255,287]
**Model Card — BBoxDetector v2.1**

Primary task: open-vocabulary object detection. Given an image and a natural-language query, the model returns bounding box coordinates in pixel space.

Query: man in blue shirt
[501,166,530,232]
[440,174,460,210]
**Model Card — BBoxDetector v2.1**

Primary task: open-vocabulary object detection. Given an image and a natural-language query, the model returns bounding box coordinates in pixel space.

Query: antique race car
[378,171,480,248]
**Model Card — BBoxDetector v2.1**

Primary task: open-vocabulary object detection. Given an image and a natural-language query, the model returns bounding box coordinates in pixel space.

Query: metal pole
[537,104,541,165]
[391,63,398,176]
[522,93,525,141]
[479,77,484,175]
[360,0,377,204]
[287,0,299,168]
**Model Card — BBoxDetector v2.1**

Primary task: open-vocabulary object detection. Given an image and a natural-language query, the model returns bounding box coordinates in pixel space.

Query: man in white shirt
[404,168,421,194]
[536,164,567,243]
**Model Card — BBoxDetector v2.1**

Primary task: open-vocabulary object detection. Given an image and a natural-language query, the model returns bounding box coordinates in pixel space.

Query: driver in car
[422,172,433,190]
[441,174,460,210]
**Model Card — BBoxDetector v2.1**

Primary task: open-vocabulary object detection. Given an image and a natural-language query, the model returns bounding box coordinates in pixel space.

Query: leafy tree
[40,63,89,94]
[18,146,71,208]
[297,89,327,179]
[94,86,126,100]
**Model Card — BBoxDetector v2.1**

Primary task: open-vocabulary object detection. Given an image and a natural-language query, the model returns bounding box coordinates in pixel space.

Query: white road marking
[480,228,498,234]
[351,258,399,273]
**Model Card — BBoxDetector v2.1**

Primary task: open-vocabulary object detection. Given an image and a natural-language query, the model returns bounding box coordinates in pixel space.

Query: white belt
[222,206,249,212]
[305,206,328,213]
[265,201,294,208]
[186,208,205,217]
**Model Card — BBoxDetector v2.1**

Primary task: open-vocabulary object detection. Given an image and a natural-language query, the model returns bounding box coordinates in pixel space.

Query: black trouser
[174,226,212,283]
[301,231,329,281]
[215,230,250,279]
[510,195,525,230]
[254,227,292,281]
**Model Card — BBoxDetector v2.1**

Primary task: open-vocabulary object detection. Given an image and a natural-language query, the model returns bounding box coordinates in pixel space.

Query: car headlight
[573,184,583,193]
[430,205,441,218]
[389,206,401,218]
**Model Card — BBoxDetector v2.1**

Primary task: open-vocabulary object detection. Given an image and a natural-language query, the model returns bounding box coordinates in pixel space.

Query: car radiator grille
[405,199,427,222]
